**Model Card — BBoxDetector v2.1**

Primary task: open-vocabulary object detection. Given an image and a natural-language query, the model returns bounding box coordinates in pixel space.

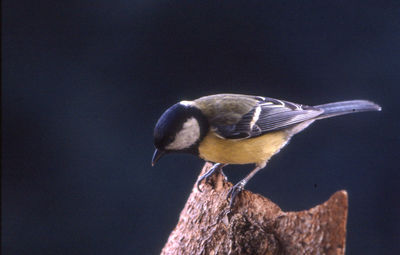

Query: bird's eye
[167,135,175,143]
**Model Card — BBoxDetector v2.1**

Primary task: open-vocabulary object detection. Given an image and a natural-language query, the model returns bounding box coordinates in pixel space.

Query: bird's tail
[314,100,381,120]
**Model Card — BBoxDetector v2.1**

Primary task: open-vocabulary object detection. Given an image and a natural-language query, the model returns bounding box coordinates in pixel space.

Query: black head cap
[153,102,209,155]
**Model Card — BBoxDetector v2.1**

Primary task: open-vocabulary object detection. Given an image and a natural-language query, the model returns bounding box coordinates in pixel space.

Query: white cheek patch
[166,117,200,150]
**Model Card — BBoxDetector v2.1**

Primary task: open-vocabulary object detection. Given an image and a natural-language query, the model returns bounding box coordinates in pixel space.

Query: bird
[151,94,381,207]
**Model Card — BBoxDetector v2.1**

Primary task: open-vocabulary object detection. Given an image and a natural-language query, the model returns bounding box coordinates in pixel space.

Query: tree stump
[161,162,348,255]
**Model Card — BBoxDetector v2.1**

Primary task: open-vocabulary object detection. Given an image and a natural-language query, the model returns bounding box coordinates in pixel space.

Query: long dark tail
[314,100,381,119]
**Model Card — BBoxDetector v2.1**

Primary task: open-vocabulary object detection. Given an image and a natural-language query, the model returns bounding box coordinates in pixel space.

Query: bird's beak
[151,149,166,166]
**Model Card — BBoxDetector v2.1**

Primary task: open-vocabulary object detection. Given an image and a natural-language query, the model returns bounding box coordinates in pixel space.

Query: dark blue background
[3,1,399,254]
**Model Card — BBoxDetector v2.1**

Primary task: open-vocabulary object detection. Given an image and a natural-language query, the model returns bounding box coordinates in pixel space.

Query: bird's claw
[196,170,213,192]
[196,163,224,192]
[196,177,205,192]
[221,170,228,182]
[227,181,245,208]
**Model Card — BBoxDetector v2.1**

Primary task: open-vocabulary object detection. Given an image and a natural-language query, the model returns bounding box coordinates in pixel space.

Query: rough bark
[161,162,348,255]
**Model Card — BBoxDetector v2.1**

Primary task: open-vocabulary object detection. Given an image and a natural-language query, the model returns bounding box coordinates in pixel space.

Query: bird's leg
[227,163,265,208]
[197,163,227,192]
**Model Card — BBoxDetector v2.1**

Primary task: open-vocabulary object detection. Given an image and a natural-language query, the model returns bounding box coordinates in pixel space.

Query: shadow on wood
[162,162,348,255]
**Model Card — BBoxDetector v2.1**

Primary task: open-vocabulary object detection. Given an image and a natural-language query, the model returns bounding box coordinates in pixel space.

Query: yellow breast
[198,131,288,165]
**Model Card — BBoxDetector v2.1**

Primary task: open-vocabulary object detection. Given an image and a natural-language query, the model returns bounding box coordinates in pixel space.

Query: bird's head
[152,101,209,166]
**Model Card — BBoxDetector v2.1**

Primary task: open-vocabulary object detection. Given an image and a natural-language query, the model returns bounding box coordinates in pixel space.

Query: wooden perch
[161,163,348,255]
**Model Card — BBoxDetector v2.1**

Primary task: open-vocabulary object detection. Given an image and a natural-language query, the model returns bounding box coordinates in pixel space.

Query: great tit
[152,94,381,206]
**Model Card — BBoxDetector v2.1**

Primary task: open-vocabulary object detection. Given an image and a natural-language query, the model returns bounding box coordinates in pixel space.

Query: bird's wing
[194,94,260,126]
[211,96,323,139]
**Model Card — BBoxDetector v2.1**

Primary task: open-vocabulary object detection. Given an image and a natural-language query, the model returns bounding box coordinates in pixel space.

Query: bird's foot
[196,163,226,192]
[227,181,245,208]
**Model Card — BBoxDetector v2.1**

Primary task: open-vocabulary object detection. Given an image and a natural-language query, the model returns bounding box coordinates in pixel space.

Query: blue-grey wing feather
[215,97,323,139]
